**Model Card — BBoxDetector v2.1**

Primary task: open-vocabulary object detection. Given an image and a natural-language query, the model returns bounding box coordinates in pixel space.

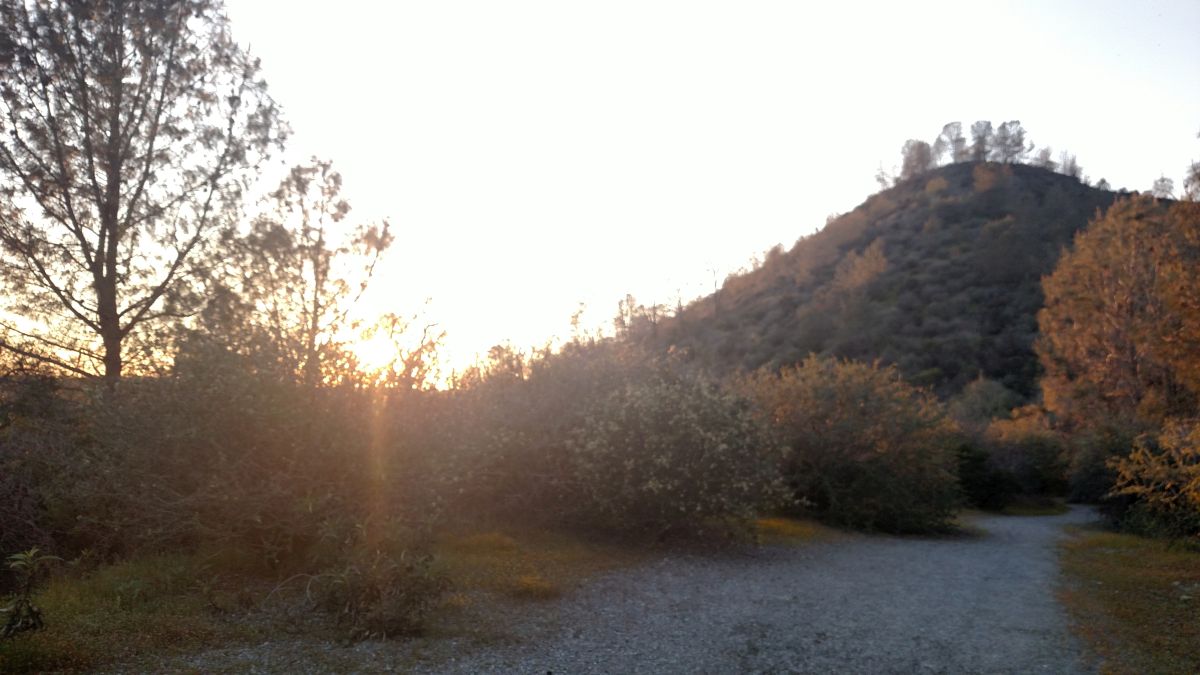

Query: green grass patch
[0,554,268,673]
[1060,529,1200,674]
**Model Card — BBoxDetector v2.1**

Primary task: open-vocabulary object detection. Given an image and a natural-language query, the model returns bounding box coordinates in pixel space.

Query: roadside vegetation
[1061,529,1200,674]
[1,1,1198,669]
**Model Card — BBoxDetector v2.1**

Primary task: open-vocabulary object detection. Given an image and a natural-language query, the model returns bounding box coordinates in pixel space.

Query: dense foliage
[1038,195,1200,533]
[741,356,961,532]
[440,342,787,536]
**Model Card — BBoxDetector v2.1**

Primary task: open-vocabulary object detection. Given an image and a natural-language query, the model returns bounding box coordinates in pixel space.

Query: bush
[983,407,1068,496]
[310,545,447,640]
[743,356,961,533]
[1110,421,1200,542]
[955,442,1019,511]
[442,342,788,536]
[565,375,787,535]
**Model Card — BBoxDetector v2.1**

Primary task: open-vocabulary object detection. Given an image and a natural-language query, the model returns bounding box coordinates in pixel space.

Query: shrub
[743,356,961,533]
[309,546,447,640]
[955,442,1019,511]
[983,407,1068,496]
[565,375,787,535]
[1109,421,1200,542]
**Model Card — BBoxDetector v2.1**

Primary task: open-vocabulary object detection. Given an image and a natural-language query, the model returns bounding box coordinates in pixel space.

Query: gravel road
[149,507,1098,674]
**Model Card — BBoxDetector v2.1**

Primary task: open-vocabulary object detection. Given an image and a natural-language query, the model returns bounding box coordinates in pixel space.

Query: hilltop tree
[940,121,969,163]
[991,120,1027,163]
[0,0,283,387]
[1151,175,1175,199]
[970,121,993,162]
[1059,152,1081,179]
[1033,147,1058,171]
[899,139,934,181]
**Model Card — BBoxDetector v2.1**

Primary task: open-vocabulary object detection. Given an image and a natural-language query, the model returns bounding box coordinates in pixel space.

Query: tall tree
[1038,195,1200,430]
[969,120,993,162]
[194,159,393,387]
[991,120,1027,163]
[899,139,934,181]
[1151,175,1175,199]
[1059,152,1081,179]
[936,122,969,164]
[0,0,283,386]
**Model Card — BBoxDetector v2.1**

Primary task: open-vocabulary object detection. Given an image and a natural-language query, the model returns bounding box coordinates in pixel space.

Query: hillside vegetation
[659,162,1117,399]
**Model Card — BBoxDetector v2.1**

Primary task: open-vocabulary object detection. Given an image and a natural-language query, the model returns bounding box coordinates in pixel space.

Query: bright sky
[223,0,1200,374]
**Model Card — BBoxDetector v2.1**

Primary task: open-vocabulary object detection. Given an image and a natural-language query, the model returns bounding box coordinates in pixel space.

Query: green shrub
[309,546,447,640]
[743,356,961,533]
[565,375,787,535]
[955,442,1019,511]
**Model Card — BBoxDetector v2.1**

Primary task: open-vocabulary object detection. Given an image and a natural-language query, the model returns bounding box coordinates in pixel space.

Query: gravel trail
[152,507,1098,674]
[421,507,1097,674]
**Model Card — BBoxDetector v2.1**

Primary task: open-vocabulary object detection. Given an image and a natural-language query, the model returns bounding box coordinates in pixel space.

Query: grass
[432,527,645,603]
[1,518,829,670]
[1060,528,1200,674]
[754,516,834,543]
[0,554,269,673]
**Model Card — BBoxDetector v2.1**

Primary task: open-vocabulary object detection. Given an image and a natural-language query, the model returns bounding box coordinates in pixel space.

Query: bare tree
[1059,152,1081,179]
[1033,147,1058,171]
[1151,175,1175,199]
[0,0,284,387]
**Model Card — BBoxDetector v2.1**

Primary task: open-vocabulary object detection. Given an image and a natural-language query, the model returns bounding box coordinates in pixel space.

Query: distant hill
[657,162,1119,399]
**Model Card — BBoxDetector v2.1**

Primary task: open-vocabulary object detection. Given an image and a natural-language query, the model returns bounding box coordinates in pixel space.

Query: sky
[223,0,1200,375]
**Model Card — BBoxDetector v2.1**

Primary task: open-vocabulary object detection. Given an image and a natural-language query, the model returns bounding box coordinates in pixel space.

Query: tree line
[881,119,1199,198]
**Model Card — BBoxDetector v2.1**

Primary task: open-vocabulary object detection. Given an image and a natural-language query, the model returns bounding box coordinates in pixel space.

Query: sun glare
[351,333,399,375]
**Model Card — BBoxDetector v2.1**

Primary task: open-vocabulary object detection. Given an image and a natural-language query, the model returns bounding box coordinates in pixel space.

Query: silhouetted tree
[195,159,392,387]
[0,0,283,387]
[1033,147,1058,171]
[932,122,968,165]
[970,121,993,162]
[1059,152,1081,179]
[991,120,1027,163]
[899,140,934,180]
[1151,175,1175,199]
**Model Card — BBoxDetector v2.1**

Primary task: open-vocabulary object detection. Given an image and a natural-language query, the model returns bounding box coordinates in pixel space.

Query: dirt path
[417,507,1097,674]
[148,507,1098,674]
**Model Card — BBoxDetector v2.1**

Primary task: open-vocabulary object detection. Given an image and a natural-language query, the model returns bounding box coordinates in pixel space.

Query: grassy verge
[2,518,829,671]
[1060,528,1200,674]
[0,554,271,673]
[0,527,651,671]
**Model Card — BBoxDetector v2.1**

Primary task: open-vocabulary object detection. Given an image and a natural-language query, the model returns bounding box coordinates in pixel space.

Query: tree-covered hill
[657,161,1119,399]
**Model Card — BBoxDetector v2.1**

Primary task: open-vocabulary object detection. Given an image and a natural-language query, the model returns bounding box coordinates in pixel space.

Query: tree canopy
[0,0,284,385]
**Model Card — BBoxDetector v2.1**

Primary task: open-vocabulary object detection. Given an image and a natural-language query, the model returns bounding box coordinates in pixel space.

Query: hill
[656,162,1119,399]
